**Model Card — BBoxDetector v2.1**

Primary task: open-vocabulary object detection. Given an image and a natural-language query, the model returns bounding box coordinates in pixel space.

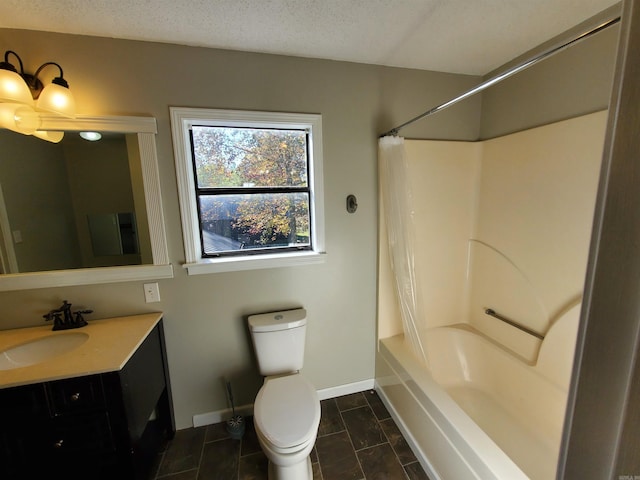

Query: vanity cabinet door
[44,374,116,477]
[0,383,48,478]
[44,412,118,478]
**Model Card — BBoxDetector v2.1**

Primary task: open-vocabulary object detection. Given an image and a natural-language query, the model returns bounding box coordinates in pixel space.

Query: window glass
[192,127,308,188]
[191,126,311,256]
[198,193,310,254]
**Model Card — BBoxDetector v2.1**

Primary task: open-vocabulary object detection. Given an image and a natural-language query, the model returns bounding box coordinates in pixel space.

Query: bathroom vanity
[0,313,174,479]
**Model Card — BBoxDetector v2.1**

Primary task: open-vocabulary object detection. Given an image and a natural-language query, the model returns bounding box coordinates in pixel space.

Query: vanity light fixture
[0,50,77,142]
[79,131,102,141]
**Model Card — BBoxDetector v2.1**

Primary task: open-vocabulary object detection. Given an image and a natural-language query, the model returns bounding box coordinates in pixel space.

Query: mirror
[0,115,172,291]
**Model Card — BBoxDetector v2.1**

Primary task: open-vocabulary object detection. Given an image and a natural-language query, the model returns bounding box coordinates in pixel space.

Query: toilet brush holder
[225,380,245,439]
[226,414,245,440]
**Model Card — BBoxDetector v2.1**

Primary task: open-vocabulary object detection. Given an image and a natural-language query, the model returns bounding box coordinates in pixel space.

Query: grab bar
[484,308,545,340]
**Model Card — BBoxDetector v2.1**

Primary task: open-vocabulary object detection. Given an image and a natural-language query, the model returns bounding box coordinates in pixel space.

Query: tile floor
[153,390,430,480]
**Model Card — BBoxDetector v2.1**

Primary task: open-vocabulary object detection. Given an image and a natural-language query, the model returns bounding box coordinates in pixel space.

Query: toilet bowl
[253,374,320,480]
[248,309,320,480]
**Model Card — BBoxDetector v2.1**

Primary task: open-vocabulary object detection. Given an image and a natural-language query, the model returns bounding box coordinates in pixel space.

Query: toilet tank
[248,309,307,376]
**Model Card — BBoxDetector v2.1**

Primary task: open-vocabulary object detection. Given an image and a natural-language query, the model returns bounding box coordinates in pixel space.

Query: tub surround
[392,112,606,356]
[0,312,163,389]
[469,112,605,357]
[377,112,606,479]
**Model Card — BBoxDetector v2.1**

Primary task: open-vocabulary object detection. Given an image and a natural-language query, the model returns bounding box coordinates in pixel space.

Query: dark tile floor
[153,390,430,480]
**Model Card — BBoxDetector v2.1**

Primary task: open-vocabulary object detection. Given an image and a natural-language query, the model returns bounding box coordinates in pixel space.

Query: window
[171,108,325,274]
[192,126,311,256]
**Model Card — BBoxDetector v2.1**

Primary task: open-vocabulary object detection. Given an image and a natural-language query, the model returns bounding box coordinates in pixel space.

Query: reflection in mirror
[0,115,172,291]
[88,212,139,257]
[0,131,152,273]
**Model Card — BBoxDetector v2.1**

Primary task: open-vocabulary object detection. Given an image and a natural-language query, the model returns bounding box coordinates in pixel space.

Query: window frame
[190,125,313,258]
[170,107,326,274]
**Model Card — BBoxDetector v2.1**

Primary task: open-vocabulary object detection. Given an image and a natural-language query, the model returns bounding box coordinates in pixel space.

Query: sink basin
[0,332,89,370]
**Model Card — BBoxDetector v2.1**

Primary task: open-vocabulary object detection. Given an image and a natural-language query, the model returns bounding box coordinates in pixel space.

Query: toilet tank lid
[248,308,307,332]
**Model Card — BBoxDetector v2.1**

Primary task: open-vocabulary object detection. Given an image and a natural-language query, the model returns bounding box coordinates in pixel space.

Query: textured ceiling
[0,0,620,75]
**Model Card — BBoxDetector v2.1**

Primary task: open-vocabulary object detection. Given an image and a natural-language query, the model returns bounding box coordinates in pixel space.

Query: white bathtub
[376,324,572,480]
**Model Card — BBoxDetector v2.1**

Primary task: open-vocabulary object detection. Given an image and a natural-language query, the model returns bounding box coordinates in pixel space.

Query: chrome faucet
[43,300,93,331]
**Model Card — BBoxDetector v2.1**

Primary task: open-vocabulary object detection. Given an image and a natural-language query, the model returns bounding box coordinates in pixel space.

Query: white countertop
[0,312,163,389]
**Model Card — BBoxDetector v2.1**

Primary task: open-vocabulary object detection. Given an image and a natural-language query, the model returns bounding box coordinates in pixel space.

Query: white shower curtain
[379,136,427,365]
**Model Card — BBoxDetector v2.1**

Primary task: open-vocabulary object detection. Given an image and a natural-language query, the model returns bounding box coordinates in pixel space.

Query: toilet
[248,309,321,480]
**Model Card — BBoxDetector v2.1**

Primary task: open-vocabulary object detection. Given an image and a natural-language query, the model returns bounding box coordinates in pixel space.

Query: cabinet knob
[70,392,80,402]
[54,439,64,448]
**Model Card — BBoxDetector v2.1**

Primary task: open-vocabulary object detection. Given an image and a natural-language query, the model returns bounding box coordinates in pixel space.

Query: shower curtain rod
[381,14,621,137]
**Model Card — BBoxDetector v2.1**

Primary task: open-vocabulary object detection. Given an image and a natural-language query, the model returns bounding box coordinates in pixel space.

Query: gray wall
[0,28,481,429]
[480,5,620,138]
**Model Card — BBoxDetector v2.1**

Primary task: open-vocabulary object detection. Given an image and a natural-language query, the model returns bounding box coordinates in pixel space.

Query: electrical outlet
[144,282,161,303]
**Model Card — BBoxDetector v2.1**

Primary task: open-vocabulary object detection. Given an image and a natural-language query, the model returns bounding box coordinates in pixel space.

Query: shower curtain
[379,136,427,365]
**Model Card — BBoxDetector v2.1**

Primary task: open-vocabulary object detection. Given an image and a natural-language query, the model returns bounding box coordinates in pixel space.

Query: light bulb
[79,131,102,141]
[36,82,76,118]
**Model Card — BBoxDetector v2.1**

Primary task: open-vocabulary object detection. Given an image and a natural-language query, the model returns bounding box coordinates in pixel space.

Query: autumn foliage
[192,126,311,252]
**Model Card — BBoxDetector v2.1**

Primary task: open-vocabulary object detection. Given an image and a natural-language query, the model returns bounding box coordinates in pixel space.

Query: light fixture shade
[0,103,40,134]
[36,82,76,118]
[33,130,64,143]
[0,68,33,105]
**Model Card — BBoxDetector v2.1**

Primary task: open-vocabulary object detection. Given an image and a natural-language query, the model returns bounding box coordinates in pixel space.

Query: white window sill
[183,251,326,275]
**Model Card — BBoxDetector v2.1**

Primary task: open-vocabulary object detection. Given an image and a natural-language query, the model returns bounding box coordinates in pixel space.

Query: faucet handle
[72,309,93,328]
[43,311,64,330]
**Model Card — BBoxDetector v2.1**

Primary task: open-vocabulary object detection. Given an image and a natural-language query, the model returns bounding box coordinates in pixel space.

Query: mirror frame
[0,114,173,291]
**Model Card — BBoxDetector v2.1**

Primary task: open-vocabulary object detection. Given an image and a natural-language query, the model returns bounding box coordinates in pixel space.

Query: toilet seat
[254,373,320,450]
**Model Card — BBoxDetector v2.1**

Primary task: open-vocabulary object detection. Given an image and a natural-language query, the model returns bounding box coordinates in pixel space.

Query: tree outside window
[191,126,311,256]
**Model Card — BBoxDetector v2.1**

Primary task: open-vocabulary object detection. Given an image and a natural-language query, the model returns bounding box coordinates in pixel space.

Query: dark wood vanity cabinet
[0,319,175,480]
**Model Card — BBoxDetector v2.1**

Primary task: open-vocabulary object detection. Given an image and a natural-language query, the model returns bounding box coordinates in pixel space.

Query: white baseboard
[192,378,375,428]
[317,378,375,400]
[193,403,254,428]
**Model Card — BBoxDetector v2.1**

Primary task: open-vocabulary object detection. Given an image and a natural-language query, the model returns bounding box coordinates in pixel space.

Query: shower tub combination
[374,11,613,477]
[376,308,579,480]
[375,105,605,479]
